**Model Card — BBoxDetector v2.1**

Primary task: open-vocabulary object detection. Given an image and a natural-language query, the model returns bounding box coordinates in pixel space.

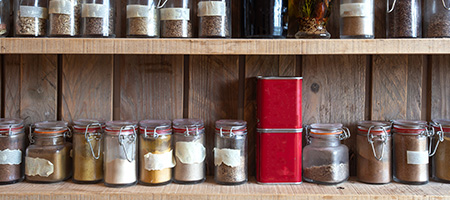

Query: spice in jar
[198,0,230,38]
[424,0,450,37]
[431,119,450,182]
[81,1,115,37]
[126,1,159,37]
[15,3,48,36]
[340,0,374,39]
[48,0,82,36]
[160,0,192,38]
[387,0,421,38]
[0,119,26,184]
[295,0,332,39]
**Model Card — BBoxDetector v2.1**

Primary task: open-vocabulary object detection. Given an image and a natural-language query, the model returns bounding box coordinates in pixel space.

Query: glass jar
[198,0,231,38]
[81,0,115,37]
[387,0,421,38]
[173,119,206,184]
[126,0,159,38]
[72,119,104,184]
[0,0,10,37]
[160,0,192,38]
[357,121,391,184]
[340,0,374,39]
[431,119,450,183]
[48,0,82,36]
[25,121,72,183]
[303,123,350,185]
[139,120,174,186]
[295,0,332,39]
[243,0,287,38]
[214,120,247,185]
[393,120,431,184]
[14,0,48,37]
[424,0,450,37]
[104,121,137,187]
[0,119,25,184]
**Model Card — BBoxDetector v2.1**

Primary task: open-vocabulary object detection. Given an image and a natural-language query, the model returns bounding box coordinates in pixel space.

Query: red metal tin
[257,77,302,129]
[256,128,303,184]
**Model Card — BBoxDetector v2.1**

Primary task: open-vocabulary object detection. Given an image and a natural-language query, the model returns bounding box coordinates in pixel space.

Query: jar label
[340,3,372,17]
[160,8,190,20]
[0,149,22,165]
[214,148,240,167]
[127,5,157,18]
[175,141,205,164]
[197,2,226,17]
[82,3,108,18]
[20,6,48,19]
[407,150,429,165]
[144,150,176,171]
[49,0,74,15]
[25,157,54,177]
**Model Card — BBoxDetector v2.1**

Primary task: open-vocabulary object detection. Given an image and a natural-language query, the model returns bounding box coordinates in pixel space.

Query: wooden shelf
[2,38,450,55]
[0,178,449,199]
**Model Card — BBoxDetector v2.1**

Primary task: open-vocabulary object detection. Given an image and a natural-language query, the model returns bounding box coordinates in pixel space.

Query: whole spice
[0,133,25,183]
[393,133,428,183]
[356,134,391,184]
[139,134,174,185]
[161,20,192,38]
[82,4,114,37]
[49,0,82,36]
[73,133,103,183]
[435,136,450,181]
[387,0,421,38]
[200,16,229,37]
[295,0,333,38]
[16,17,47,36]
[303,163,349,183]
[127,4,159,37]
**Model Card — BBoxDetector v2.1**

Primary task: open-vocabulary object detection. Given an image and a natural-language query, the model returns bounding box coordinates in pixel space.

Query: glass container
[0,119,25,184]
[387,0,421,38]
[243,0,287,38]
[14,0,48,37]
[126,0,159,37]
[48,0,82,36]
[198,0,231,38]
[431,119,450,183]
[295,0,332,38]
[424,0,450,37]
[81,0,115,37]
[0,0,10,37]
[160,0,192,38]
[340,0,374,39]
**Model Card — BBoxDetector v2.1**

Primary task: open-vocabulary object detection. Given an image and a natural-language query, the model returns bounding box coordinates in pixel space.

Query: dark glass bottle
[243,0,288,38]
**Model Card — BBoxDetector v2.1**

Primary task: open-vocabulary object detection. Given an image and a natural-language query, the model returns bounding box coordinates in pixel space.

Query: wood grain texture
[431,55,450,119]
[118,55,184,121]
[61,55,113,122]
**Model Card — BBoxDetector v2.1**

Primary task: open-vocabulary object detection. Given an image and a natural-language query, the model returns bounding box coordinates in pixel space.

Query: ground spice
[0,134,25,184]
[161,20,192,38]
[304,163,349,183]
[49,0,82,36]
[426,13,450,38]
[435,136,450,181]
[340,0,373,38]
[16,17,47,36]
[393,133,428,183]
[200,16,229,37]
[105,159,136,184]
[356,134,391,184]
[387,0,421,38]
[139,135,173,185]
[73,133,103,183]
[215,157,246,183]
[173,136,205,183]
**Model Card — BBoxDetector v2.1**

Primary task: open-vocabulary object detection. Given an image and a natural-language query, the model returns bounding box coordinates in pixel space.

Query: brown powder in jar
[393,134,428,183]
[16,17,47,36]
[304,163,349,183]
[426,13,450,38]
[0,134,25,183]
[215,157,246,184]
[341,17,372,37]
[73,134,103,182]
[25,144,72,182]
[387,0,421,38]
[435,136,450,181]
[356,134,391,184]
[161,20,192,38]
[200,16,229,37]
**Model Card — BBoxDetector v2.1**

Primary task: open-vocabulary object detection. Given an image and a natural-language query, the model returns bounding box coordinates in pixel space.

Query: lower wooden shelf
[0,177,449,200]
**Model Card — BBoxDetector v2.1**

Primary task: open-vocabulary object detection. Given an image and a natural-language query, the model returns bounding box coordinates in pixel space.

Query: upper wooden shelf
[3,38,450,55]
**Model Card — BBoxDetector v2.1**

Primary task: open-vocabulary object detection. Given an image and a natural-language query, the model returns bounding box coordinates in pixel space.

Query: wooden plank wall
[0,0,448,176]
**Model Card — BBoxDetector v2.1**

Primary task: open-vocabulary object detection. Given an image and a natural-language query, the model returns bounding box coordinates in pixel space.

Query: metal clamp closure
[387,0,397,13]
[219,127,235,138]
[367,125,388,161]
[442,0,450,10]
[118,125,136,162]
[157,0,169,8]
[184,126,199,137]
[85,123,103,160]
[429,122,445,157]
[144,126,164,139]
[28,124,35,144]
[339,127,351,140]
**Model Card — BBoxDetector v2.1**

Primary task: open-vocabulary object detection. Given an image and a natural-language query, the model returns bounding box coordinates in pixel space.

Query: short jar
[48,0,82,36]
[160,0,192,38]
[81,0,115,37]
[340,0,374,39]
[198,0,231,38]
[14,0,48,37]
[126,0,159,38]
[0,119,26,184]
[431,119,450,183]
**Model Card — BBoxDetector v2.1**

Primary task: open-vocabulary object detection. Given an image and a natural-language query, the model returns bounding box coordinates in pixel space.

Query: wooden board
[430,55,450,119]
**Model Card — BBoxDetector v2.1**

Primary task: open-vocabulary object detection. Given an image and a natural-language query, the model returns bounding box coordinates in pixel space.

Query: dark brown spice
[426,13,450,38]
[0,134,26,183]
[49,0,82,36]
[161,20,192,38]
[83,9,114,37]
[215,157,246,184]
[199,16,229,38]
[393,134,428,183]
[16,17,47,36]
[304,163,349,183]
[387,0,421,38]
[356,134,391,184]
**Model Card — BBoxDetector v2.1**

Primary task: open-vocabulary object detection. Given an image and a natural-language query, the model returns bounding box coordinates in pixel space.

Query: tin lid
[215,119,247,136]
[139,120,172,135]
[105,120,138,135]
[257,76,303,80]
[73,119,105,132]
[392,120,427,134]
[173,118,204,135]
[0,118,24,135]
[310,123,343,135]
[358,121,391,135]
[432,119,450,132]
[34,121,69,134]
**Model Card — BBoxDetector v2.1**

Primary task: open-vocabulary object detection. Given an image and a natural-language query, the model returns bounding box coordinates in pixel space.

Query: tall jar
[0,0,10,37]
[0,119,26,184]
[387,0,421,38]
[25,121,72,183]
[243,0,287,38]
[48,0,82,36]
[303,123,350,185]
[295,0,332,39]
[72,119,104,184]
[173,119,206,184]
[139,120,175,186]
[104,121,137,187]
[126,0,159,38]
[81,0,115,37]
[431,119,450,183]
[424,0,450,37]
[160,0,192,38]
[392,120,431,185]
[198,0,231,38]
[357,121,391,184]
[214,120,247,185]
[14,0,48,37]
[340,0,374,39]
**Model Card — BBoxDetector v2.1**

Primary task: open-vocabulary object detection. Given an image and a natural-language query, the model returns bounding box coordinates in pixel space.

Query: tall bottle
[243,0,288,38]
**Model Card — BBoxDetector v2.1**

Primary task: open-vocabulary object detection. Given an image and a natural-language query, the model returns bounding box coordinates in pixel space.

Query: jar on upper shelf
[244,0,288,38]
[295,0,332,39]
[126,0,160,38]
[48,0,82,37]
[431,119,450,183]
[387,0,422,38]
[198,0,231,38]
[14,0,48,37]
[0,119,26,184]
[81,0,115,37]
[0,0,10,37]
[160,0,192,38]
[424,0,450,38]
[340,0,374,39]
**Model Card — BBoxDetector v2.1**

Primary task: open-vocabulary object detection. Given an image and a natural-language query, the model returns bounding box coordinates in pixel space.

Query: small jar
[104,121,137,187]
[387,0,421,38]
[48,0,82,36]
[295,0,332,39]
[138,120,174,186]
[303,123,350,185]
[393,120,431,184]
[126,0,159,38]
[214,120,247,185]
[424,0,450,37]
[81,0,115,37]
[0,0,10,37]
[431,119,450,183]
[14,0,48,37]
[340,0,374,39]
[357,121,391,184]
[198,0,231,38]
[72,119,104,184]
[244,0,287,38]
[25,121,72,183]
[173,119,206,184]
[160,0,192,38]
[0,119,26,184]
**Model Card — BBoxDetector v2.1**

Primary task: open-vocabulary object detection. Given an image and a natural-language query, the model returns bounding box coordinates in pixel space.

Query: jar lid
[73,119,105,131]
[310,123,343,135]
[139,119,172,135]
[432,119,450,132]
[173,118,204,135]
[393,120,427,134]
[34,121,69,134]
[215,119,247,135]
[0,118,24,135]
[358,121,391,135]
[106,120,138,135]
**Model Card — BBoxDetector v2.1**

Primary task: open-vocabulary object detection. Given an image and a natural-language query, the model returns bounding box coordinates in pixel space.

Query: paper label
[407,151,429,165]
[25,157,54,177]
[49,0,74,15]
[160,8,190,20]
[20,6,48,19]
[175,141,205,164]
[144,150,176,171]
[127,5,157,18]
[214,148,240,167]
[340,3,372,17]
[0,149,22,165]
[82,3,108,18]
[198,1,226,17]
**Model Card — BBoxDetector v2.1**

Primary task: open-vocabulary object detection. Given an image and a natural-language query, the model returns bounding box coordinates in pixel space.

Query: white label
[214,148,240,167]
[198,1,226,17]
[340,3,372,17]
[82,3,108,18]
[20,6,48,19]
[127,5,157,18]
[0,149,22,165]
[49,0,74,15]
[25,157,54,177]
[407,151,429,165]
[144,150,176,171]
[175,141,205,164]
[160,8,190,20]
